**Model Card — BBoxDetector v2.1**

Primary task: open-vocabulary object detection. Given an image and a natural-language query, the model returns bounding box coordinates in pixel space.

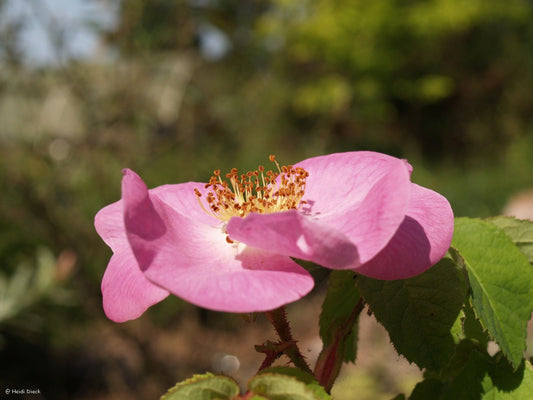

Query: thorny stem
[255,340,295,371]
[260,306,313,374]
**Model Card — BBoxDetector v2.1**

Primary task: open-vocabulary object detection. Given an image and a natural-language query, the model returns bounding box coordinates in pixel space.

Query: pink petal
[152,182,221,227]
[145,243,315,313]
[95,200,128,250]
[227,210,359,269]
[101,251,169,322]
[95,175,169,322]
[355,183,454,280]
[296,152,412,264]
[227,152,411,269]
[122,169,314,313]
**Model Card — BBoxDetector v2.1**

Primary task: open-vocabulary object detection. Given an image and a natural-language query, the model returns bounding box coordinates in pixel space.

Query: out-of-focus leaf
[161,373,239,400]
[249,371,331,400]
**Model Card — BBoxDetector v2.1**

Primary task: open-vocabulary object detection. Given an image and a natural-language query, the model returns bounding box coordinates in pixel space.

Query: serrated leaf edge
[161,372,239,400]
[248,372,324,400]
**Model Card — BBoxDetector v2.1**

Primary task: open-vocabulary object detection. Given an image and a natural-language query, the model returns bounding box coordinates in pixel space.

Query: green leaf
[257,367,331,400]
[357,256,467,371]
[161,373,240,400]
[248,372,330,400]
[391,395,406,400]
[450,296,491,350]
[482,360,533,399]
[409,340,489,400]
[318,270,361,363]
[452,217,533,369]
[462,298,491,349]
[411,348,533,399]
[450,309,465,344]
[314,270,362,392]
[487,216,533,264]
[408,379,444,400]
[487,353,526,392]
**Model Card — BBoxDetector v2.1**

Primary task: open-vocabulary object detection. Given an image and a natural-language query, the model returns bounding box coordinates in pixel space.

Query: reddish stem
[261,306,313,374]
[314,298,365,392]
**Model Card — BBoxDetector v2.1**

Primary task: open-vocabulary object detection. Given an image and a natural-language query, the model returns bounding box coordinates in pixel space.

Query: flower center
[194,155,309,224]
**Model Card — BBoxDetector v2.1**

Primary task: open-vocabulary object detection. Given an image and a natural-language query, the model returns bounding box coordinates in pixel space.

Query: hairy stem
[262,306,313,374]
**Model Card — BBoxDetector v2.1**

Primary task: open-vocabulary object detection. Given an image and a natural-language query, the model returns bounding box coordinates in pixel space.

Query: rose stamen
[194,155,309,222]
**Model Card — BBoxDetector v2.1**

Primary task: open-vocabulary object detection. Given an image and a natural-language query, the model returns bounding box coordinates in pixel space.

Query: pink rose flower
[95,151,453,322]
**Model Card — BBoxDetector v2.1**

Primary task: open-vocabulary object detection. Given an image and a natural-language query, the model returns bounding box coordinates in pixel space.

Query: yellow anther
[194,155,309,223]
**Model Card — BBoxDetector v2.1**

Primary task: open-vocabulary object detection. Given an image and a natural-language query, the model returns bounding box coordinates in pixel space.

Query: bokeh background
[1,0,533,399]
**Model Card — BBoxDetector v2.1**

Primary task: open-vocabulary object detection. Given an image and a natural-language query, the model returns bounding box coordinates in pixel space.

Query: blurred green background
[1,0,533,399]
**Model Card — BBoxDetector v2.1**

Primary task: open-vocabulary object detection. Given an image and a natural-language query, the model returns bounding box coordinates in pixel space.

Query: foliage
[0,247,72,326]
[358,257,467,372]
[451,218,533,368]
[257,0,533,164]
[161,368,331,400]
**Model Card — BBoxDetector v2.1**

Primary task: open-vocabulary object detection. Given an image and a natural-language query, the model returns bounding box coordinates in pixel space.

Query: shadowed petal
[95,174,169,322]
[226,210,359,269]
[355,183,454,280]
[122,169,314,313]
[295,151,412,264]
